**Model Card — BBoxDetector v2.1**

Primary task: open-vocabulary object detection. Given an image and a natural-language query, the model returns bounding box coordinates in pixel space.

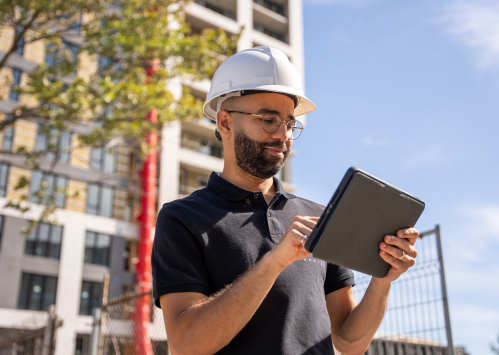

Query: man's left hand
[377,228,419,283]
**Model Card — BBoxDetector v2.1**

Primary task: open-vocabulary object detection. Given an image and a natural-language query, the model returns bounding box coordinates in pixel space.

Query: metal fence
[0,305,62,355]
[352,225,454,355]
[90,276,168,355]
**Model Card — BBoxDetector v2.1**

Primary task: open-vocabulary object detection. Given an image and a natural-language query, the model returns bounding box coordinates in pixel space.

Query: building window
[90,146,116,173]
[75,334,89,355]
[29,171,68,208]
[2,125,14,151]
[35,125,72,163]
[98,55,113,71]
[86,184,114,217]
[79,281,103,315]
[0,163,9,197]
[60,12,82,34]
[25,222,63,259]
[9,69,22,101]
[84,231,111,266]
[45,41,79,66]
[18,273,58,311]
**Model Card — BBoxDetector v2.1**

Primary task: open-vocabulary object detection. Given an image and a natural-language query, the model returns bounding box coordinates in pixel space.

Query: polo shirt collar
[208,172,296,201]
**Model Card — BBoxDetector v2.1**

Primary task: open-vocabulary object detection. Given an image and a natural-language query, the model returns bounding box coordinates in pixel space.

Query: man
[152,46,418,355]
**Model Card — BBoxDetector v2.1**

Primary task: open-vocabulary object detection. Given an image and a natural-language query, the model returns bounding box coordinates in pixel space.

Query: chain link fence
[0,305,62,355]
[89,276,168,355]
[352,225,456,355]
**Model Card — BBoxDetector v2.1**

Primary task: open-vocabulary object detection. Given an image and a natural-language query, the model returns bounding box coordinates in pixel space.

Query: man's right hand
[268,216,319,270]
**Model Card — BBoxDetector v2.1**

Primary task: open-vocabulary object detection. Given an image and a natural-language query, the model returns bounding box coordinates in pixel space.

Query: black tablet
[304,167,425,278]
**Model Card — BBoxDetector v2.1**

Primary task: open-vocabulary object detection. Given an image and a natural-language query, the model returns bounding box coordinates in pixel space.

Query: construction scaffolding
[352,225,454,355]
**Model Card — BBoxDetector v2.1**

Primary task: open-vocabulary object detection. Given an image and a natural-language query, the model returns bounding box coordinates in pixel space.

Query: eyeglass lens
[262,113,303,140]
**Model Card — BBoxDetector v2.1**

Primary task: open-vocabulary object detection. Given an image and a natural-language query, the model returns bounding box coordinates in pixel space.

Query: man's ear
[217,110,232,140]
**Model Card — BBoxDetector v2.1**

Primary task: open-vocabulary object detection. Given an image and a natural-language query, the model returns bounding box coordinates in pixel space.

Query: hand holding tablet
[304,167,425,278]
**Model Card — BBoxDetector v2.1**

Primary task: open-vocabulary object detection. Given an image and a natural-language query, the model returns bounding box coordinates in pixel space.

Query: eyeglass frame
[225,110,304,140]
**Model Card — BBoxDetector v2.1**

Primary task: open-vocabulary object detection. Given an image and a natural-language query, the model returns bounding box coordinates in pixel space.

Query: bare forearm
[171,252,285,355]
[335,278,391,354]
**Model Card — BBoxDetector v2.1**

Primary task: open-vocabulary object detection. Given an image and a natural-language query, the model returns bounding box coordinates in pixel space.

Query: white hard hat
[203,46,316,121]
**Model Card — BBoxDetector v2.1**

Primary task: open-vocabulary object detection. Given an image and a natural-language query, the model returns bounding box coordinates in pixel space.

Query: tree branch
[0,9,40,70]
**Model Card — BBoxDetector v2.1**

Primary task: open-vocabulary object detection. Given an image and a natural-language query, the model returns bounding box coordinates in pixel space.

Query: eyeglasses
[226,111,304,140]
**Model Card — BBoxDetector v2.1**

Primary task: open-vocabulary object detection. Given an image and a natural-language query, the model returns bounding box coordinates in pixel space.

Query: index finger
[396,228,419,244]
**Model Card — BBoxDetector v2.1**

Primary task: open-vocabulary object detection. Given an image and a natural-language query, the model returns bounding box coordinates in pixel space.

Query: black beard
[234,128,289,179]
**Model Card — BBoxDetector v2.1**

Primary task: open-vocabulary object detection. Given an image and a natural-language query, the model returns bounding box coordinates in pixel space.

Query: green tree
[0,0,238,233]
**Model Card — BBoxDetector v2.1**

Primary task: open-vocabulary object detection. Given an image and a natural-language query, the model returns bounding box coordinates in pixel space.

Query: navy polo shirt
[152,172,355,355]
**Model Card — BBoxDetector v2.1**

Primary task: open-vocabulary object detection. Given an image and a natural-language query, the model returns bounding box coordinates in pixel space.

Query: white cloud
[360,135,392,147]
[440,0,499,69]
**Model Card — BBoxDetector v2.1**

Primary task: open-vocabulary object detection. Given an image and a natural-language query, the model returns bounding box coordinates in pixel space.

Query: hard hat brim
[203,85,316,121]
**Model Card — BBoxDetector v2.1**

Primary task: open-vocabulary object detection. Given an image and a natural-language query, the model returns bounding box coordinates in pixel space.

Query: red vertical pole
[134,58,160,355]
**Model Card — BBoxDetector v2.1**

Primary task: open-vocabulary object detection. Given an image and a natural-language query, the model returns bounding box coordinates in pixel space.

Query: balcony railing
[194,0,237,20]
[253,0,285,16]
[181,136,223,159]
[254,23,286,43]
[179,178,209,195]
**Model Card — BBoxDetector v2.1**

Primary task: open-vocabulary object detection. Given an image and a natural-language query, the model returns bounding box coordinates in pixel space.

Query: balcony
[254,23,286,43]
[194,0,236,20]
[179,166,210,197]
[253,0,285,16]
[181,135,223,159]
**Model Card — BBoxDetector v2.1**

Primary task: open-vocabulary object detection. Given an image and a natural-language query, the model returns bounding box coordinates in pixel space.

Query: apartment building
[0,0,306,354]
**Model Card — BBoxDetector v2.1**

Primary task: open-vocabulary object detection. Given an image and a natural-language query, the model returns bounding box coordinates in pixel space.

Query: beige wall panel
[18,72,38,107]
[6,166,31,201]
[66,179,87,213]
[115,146,130,177]
[69,135,90,168]
[77,51,98,80]
[12,119,37,152]
[0,26,14,53]
[0,67,13,100]
[24,35,45,64]
[112,188,128,220]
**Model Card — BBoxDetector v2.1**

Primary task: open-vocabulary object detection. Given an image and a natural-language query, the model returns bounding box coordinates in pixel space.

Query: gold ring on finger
[397,250,405,260]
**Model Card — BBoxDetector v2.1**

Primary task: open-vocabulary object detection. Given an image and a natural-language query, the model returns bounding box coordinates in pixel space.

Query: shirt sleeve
[152,202,210,308]
[324,263,355,295]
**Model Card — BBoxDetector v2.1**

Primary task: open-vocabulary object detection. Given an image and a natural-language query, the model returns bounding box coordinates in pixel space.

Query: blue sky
[292,0,499,353]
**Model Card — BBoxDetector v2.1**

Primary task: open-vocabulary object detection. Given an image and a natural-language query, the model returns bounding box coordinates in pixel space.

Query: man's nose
[271,121,290,142]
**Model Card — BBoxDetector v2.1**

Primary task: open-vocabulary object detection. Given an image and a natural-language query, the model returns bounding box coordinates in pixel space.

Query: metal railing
[180,137,223,159]
[90,276,168,355]
[194,0,236,20]
[253,0,285,16]
[352,225,455,355]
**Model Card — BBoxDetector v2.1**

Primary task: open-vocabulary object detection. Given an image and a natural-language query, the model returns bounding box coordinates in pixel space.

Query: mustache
[260,140,288,152]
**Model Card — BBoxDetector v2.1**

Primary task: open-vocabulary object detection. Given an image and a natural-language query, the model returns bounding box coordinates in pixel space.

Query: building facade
[0,0,305,354]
